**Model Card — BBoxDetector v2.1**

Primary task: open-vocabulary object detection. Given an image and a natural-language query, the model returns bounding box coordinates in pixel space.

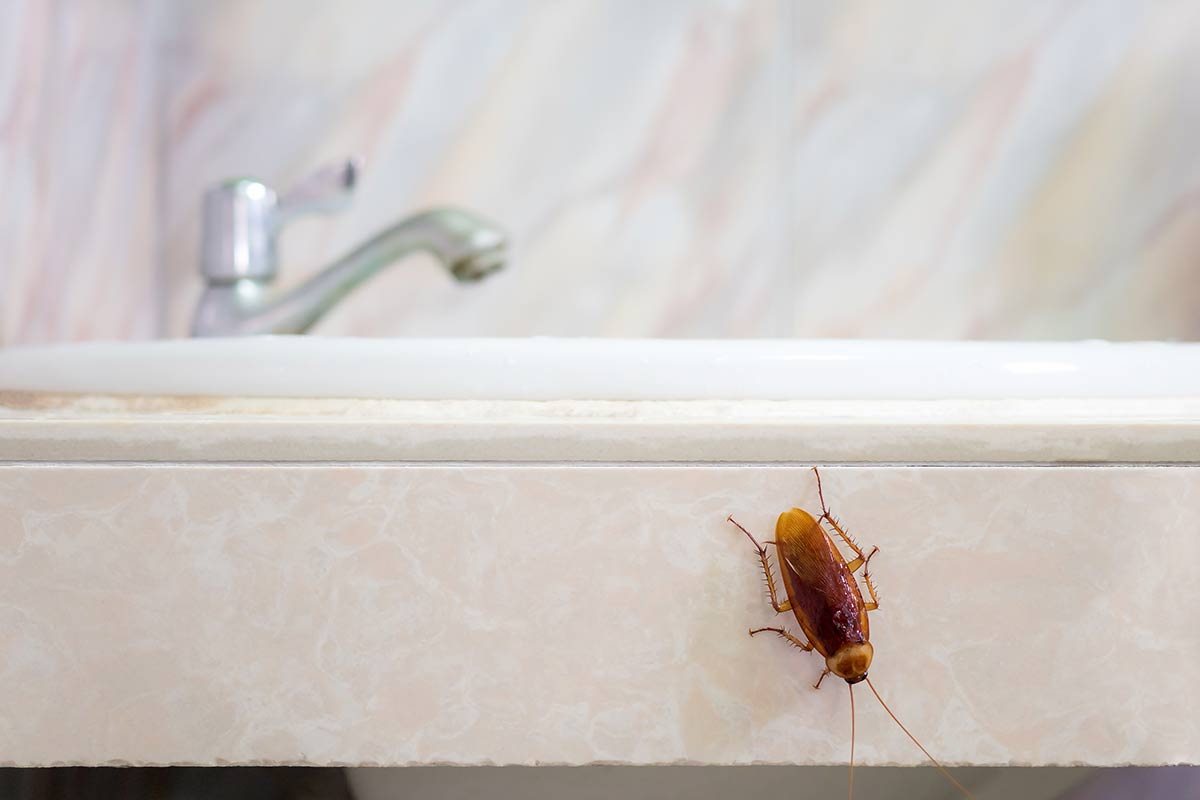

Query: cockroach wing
[774,508,869,659]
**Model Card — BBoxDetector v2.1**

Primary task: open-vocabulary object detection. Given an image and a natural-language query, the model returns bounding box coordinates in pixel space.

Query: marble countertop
[2,392,1200,463]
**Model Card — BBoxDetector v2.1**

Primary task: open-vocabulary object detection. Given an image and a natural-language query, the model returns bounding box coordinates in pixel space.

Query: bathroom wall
[160,0,792,338]
[0,0,166,345]
[5,1,1200,344]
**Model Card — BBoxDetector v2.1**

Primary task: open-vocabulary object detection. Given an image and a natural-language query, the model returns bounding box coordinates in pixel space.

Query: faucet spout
[192,208,507,337]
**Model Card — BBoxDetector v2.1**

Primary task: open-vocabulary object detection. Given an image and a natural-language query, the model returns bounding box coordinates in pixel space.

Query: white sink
[2,338,1198,772]
[1,337,1198,399]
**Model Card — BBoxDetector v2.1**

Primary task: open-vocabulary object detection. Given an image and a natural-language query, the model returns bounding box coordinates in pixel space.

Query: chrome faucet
[191,158,507,336]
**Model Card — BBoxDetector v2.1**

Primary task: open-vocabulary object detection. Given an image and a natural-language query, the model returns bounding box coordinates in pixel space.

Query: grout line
[0,461,1193,469]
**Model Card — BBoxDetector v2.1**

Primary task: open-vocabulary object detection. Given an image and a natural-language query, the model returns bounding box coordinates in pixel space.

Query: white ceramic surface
[2,338,1199,400]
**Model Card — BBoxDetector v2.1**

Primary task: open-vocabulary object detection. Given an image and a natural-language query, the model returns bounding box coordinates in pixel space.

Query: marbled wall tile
[9,1,1200,343]
[1,464,1196,766]
[161,0,792,338]
[788,2,1200,340]
[0,0,167,345]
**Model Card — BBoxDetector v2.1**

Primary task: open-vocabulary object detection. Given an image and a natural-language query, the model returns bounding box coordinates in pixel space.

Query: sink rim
[0,336,1195,400]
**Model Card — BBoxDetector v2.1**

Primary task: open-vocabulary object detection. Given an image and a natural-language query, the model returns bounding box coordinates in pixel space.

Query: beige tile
[1,464,1195,765]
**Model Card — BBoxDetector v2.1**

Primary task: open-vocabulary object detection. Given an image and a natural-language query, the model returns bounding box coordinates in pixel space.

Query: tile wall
[5,1,1200,343]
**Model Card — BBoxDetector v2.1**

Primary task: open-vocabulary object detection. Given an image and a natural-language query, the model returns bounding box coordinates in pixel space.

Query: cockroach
[727,467,974,800]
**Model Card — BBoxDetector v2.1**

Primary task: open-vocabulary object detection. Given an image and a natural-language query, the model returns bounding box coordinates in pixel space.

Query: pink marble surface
[6,2,1200,341]
[1,464,1196,766]
[0,0,166,345]
[161,0,790,338]
[787,3,1200,340]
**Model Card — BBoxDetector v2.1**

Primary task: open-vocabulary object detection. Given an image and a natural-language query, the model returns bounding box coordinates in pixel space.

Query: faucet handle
[199,157,361,283]
[276,158,360,224]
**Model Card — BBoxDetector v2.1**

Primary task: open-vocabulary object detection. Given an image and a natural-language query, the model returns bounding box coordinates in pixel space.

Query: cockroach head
[828,642,874,684]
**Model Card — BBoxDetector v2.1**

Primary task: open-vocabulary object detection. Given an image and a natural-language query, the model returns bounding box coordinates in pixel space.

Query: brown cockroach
[728,467,974,800]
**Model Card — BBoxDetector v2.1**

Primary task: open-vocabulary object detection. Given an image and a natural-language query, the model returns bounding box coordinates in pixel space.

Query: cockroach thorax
[828,642,874,684]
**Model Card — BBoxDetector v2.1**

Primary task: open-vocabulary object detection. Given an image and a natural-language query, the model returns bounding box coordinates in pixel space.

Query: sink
[1,337,1197,772]
[2,337,1198,399]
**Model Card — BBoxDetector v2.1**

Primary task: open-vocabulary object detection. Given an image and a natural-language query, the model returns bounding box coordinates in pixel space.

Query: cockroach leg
[728,516,792,613]
[812,468,873,567]
[861,545,879,571]
[861,546,881,612]
[812,465,830,513]
[823,513,869,564]
[748,626,814,652]
[813,667,832,690]
[844,543,877,575]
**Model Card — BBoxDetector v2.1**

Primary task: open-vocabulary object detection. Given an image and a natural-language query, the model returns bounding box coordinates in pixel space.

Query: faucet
[191,158,507,336]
